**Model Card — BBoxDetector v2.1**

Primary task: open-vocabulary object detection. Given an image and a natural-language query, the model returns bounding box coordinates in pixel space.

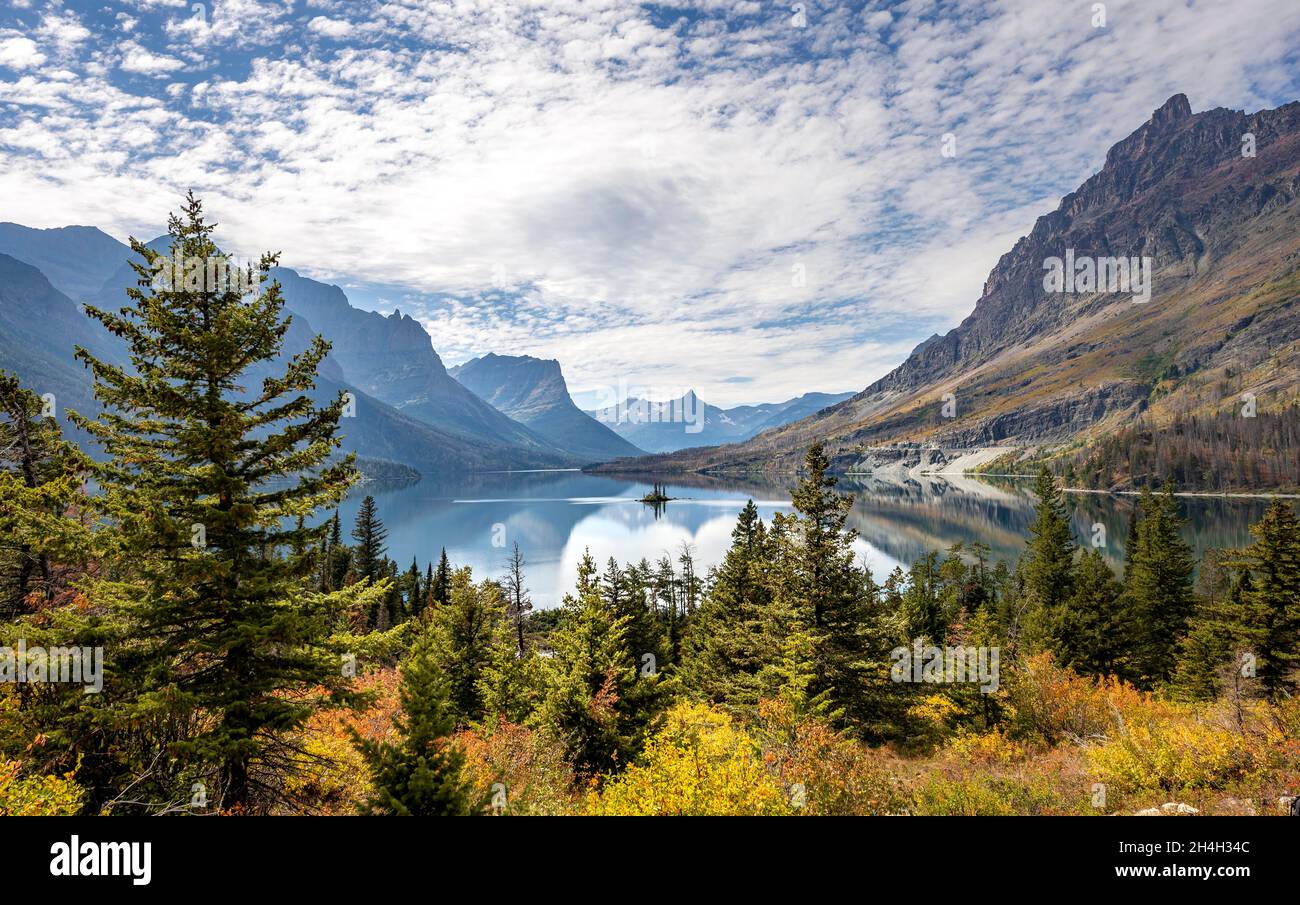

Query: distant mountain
[0,236,572,473]
[0,223,128,302]
[585,388,854,453]
[266,268,574,465]
[593,95,1300,478]
[450,353,643,461]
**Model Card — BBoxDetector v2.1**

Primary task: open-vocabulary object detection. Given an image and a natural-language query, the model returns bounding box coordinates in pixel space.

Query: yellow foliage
[0,758,85,816]
[588,702,790,816]
[944,728,1027,765]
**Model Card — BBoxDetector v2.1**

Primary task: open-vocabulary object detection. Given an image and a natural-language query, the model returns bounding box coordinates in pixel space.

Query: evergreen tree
[70,194,367,811]
[352,631,479,816]
[351,495,388,584]
[1227,500,1300,698]
[428,547,452,609]
[1019,467,1076,649]
[771,442,883,733]
[1057,549,1128,678]
[428,567,504,723]
[680,500,773,713]
[0,371,86,614]
[1124,486,1196,687]
[541,551,643,776]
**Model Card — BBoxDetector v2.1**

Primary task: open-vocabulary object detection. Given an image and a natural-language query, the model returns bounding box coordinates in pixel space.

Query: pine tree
[0,371,87,614]
[1228,500,1300,698]
[427,567,504,723]
[1124,486,1196,687]
[1057,549,1128,678]
[428,547,452,609]
[351,495,387,584]
[770,442,883,733]
[680,500,773,713]
[352,631,479,816]
[541,551,642,775]
[69,194,367,812]
[1019,467,1076,649]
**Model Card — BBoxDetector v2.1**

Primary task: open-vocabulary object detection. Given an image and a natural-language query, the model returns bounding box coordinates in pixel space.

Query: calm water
[334,470,1273,608]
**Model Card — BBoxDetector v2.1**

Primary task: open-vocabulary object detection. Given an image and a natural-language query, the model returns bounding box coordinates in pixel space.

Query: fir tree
[680,500,773,713]
[0,371,86,614]
[1227,500,1300,698]
[69,194,367,811]
[352,631,479,816]
[427,567,504,723]
[1124,486,1196,687]
[351,495,388,585]
[428,547,451,609]
[1019,467,1076,649]
[1057,549,1128,678]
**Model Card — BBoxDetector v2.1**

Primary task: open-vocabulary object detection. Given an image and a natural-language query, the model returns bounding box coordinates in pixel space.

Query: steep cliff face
[269,268,571,462]
[595,95,1300,475]
[450,353,644,462]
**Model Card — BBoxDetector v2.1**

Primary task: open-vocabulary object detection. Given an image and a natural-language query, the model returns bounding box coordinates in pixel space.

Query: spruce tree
[680,500,773,713]
[69,194,366,811]
[1057,549,1128,678]
[0,371,86,614]
[428,547,452,609]
[771,442,883,733]
[353,631,479,816]
[1019,467,1076,648]
[427,567,504,723]
[1124,486,1196,687]
[351,495,387,584]
[1228,500,1300,698]
[541,551,642,775]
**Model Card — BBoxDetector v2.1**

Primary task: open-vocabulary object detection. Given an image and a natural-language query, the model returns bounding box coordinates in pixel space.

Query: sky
[1,0,1298,408]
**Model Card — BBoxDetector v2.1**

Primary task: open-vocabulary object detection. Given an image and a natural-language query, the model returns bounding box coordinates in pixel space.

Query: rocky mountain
[593,95,1300,476]
[585,388,855,454]
[0,231,574,472]
[265,268,572,463]
[449,353,643,461]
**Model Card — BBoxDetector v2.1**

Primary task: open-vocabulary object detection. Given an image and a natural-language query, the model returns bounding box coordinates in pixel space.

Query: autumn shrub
[911,771,1066,816]
[588,702,789,816]
[1004,652,1146,745]
[283,668,400,815]
[754,697,906,815]
[0,758,85,815]
[455,718,577,815]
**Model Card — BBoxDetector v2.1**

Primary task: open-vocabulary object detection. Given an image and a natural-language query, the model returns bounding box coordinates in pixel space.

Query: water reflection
[332,469,1271,608]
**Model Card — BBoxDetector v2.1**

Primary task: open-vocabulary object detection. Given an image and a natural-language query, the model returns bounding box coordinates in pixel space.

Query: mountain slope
[449,353,643,461]
[0,253,562,473]
[596,95,1300,475]
[0,223,129,302]
[586,388,855,453]
[267,268,574,464]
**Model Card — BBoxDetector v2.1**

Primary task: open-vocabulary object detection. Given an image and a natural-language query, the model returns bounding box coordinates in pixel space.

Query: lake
[334,469,1273,608]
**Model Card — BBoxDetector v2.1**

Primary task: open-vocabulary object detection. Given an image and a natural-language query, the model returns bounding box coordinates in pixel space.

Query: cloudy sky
[1,0,1298,407]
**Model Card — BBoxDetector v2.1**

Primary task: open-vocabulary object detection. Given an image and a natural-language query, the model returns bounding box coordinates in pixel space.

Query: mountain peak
[1151,93,1192,126]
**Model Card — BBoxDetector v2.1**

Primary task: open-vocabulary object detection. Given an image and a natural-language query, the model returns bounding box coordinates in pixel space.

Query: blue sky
[1,0,1298,407]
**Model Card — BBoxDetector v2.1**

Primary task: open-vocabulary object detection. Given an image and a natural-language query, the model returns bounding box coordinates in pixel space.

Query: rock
[1133,807,1162,816]
[1160,802,1199,815]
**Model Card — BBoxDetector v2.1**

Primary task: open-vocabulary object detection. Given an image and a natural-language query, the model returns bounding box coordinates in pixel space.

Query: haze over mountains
[596,95,1300,476]
[586,389,855,453]
[0,225,847,475]
[450,354,644,461]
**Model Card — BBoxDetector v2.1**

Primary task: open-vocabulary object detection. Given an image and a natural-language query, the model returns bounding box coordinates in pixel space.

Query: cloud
[0,32,45,69]
[0,0,1298,406]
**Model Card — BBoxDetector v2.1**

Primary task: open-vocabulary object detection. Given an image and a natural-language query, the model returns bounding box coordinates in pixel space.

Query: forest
[1,200,1298,816]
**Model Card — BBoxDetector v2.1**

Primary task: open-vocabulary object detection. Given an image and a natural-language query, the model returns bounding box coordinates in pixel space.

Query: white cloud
[0,33,45,69]
[0,0,1298,406]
